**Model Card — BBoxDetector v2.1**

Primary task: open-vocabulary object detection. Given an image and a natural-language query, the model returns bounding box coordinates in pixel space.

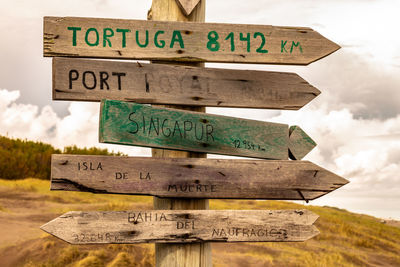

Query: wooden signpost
[41,0,345,266]
[41,210,319,244]
[51,154,348,200]
[99,99,316,160]
[52,57,320,109]
[175,0,201,16]
[43,16,340,65]
[148,2,212,265]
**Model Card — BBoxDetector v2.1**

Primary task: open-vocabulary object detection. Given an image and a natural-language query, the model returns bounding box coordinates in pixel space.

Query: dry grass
[210,200,400,267]
[0,178,152,212]
[18,237,154,267]
[1,178,399,267]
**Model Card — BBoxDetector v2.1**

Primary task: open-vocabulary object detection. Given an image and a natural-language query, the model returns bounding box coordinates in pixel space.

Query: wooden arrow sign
[51,154,349,200]
[176,0,201,16]
[52,57,320,110]
[44,17,340,65]
[99,100,316,160]
[41,209,319,244]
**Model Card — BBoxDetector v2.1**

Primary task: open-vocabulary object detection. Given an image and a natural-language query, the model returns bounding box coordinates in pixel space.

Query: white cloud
[207,0,400,68]
[0,89,150,156]
[266,105,400,219]
[0,0,399,220]
[2,88,398,218]
[0,89,58,140]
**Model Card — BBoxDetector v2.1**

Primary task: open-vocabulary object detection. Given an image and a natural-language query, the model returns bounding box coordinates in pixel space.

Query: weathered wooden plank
[52,57,319,110]
[43,17,340,65]
[40,209,319,244]
[99,99,316,160]
[289,126,317,160]
[51,154,349,200]
[175,0,201,16]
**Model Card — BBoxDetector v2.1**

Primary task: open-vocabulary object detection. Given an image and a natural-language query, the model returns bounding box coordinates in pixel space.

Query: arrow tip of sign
[299,209,319,223]
[308,40,341,65]
[288,126,317,160]
[40,221,58,239]
[310,225,320,239]
[40,223,49,233]
[293,210,320,241]
[175,0,201,16]
[331,172,350,187]
[40,212,78,244]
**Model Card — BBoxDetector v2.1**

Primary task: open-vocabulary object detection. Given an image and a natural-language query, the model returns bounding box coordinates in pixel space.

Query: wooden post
[148,0,212,266]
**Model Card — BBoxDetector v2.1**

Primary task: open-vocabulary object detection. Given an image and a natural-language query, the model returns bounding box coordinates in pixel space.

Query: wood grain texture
[99,100,317,159]
[99,99,290,159]
[289,126,317,160]
[52,57,320,110]
[175,0,201,16]
[41,209,319,244]
[50,154,349,200]
[148,1,211,266]
[43,17,340,65]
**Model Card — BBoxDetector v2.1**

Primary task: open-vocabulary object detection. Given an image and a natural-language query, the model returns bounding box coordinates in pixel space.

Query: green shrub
[0,135,125,180]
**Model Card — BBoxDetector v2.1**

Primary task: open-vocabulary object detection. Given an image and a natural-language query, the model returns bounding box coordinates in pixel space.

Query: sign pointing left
[41,210,319,244]
[99,100,316,160]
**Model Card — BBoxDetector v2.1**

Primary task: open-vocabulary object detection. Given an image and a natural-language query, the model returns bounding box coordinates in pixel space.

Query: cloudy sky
[0,0,399,219]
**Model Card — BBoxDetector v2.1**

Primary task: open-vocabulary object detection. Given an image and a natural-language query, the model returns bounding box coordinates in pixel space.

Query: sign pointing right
[52,57,320,110]
[44,17,340,65]
[50,154,349,201]
[99,100,316,160]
